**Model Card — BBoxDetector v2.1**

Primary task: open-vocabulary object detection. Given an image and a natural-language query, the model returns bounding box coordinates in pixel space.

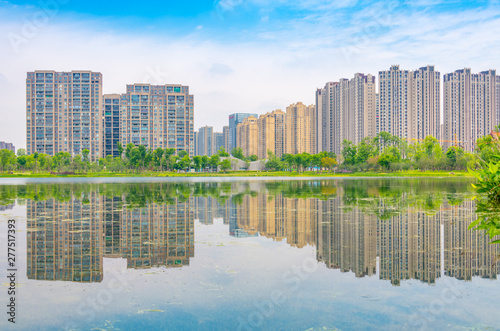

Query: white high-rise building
[443,69,498,151]
[316,73,375,154]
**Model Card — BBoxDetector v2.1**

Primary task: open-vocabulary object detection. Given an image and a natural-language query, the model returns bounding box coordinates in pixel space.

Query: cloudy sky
[1,0,500,149]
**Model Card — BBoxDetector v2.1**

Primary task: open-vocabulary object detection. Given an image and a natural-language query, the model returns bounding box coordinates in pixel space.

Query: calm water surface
[0,177,498,331]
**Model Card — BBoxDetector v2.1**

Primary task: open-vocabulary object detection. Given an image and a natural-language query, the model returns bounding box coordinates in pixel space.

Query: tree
[117,142,124,158]
[201,155,210,172]
[33,152,39,173]
[209,154,220,172]
[282,154,295,171]
[231,147,245,160]
[217,147,229,157]
[219,159,231,173]
[178,150,188,158]
[193,155,202,172]
[321,157,337,171]
[0,149,16,172]
[248,154,258,162]
[342,140,357,165]
[82,149,90,172]
[154,148,164,171]
[16,148,26,157]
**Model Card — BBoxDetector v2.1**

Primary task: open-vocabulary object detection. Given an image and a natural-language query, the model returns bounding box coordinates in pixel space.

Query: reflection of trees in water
[8,178,499,286]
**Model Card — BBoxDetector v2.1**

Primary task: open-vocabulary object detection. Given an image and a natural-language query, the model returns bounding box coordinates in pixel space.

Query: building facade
[285,102,316,155]
[411,66,441,141]
[228,113,258,152]
[119,84,194,156]
[197,126,213,156]
[378,65,413,140]
[257,109,286,159]
[26,71,103,159]
[443,69,498,151]
[236,115,258,157]
[27,73,194,158]
[223,126,230,152]
[0,141,15,153]
[316,73,375,154]
[103,94,121,158]
[213,132,224,155]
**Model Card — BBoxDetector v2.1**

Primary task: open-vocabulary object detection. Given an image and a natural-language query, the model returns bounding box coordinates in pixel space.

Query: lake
[0,177,498,330]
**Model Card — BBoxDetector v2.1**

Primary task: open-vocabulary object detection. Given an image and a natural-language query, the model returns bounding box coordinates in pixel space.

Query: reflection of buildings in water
[377,204,440,286]
[120,200,194,269]
[27,196,195,283]
[316,198,377,278]
[443,200,500,280]
[221,190,498,286]
[194,196,229,225]
[235,195,317,248]
[27,196,104,282]
[0,203,15,211]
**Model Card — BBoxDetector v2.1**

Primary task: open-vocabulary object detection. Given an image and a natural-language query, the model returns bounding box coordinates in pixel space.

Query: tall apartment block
[26,71,103,159]
[257,109,286,159]
[497,76,500,125]
[378,66,413,140]
[0,141,15,153]
[411,66,440,141]
[315,89,325,154]
[316,79,349,154]
[236,115,258,157]
[103,94,121,158]
[119,84,194,156]
[213,132,224,155]
[223,126,230,151]
[316,74,375,154]
[443,69,498,151]
[197,125,213,156]
[285,102,316,154]
[228,113,258,152]
[378,65,440,143]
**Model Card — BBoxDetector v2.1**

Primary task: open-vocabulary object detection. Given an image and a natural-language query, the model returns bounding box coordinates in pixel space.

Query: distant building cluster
[26,71,194,160]
[0,141,15,153]
[195,103,316,158]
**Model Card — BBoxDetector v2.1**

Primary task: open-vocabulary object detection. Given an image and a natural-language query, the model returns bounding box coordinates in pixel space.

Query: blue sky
[1,0,500,148]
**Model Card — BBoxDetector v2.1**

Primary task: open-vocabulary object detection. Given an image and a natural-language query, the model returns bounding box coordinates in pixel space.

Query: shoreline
[0,170,472,179]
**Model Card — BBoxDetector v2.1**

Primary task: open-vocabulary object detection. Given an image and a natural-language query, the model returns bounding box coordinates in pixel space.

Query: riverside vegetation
[1,131,499,176]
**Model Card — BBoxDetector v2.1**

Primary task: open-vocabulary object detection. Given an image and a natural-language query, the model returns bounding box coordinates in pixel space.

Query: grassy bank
[0,170,472,178]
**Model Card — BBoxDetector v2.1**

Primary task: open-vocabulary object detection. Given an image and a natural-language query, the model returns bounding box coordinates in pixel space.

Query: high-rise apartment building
[103,94,121,158]
[27,73,194,158]
[497,76,500,126]
[223,126,230,151]
[378,65,440,143]
[119,84,194,156]
[411,66,440,141]
[236,115,258,157]
[197,126,213,156]
[349,73,376,144]
[0,141,15,153]
[378,65,413,140]
[213,132,224,155]
[285,102,316,155]
[316,74,375,154]
[26,71,103,159]
[443,69,498,151]
[257,109,286,159]
[228,113,258,152]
